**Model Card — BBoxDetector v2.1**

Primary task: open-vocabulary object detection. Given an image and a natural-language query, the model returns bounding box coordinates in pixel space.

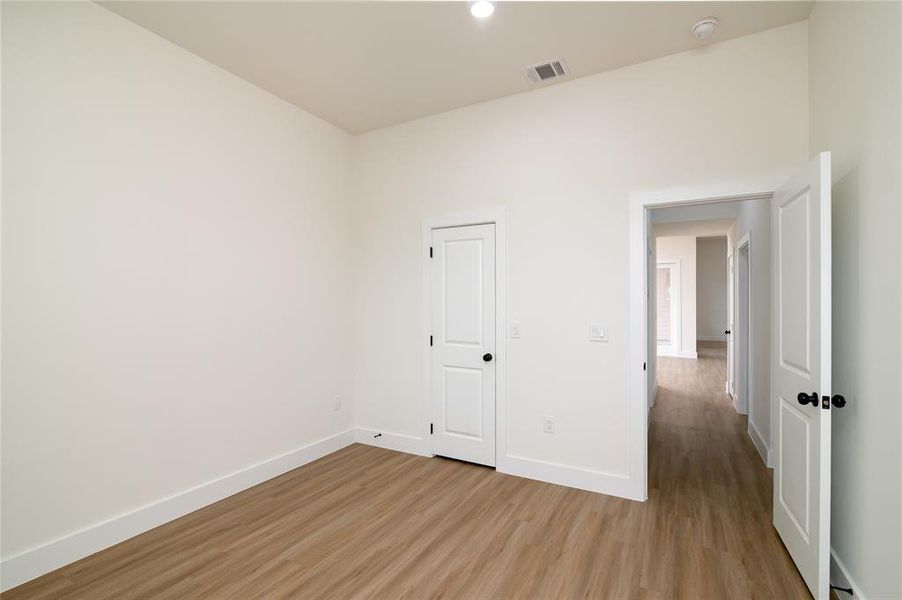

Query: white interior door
[736,243,750,415]
[431,223,496,467]
[772,152,832,600]
[727,253,735,396]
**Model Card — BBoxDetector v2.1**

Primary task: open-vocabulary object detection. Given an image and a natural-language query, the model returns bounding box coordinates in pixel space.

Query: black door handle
[797,392,819,406]
[832,394,846,408]
[483,353,493,362]
[724,329,731,335]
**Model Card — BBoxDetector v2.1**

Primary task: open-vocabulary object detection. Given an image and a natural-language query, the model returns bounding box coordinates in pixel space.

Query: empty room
[2,1,900,599]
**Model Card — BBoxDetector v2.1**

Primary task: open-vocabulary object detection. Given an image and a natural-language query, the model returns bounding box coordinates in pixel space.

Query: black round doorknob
[797,392,819,406]
[724,329,731,335]
[832,394,847,408]
[483,353,493,362]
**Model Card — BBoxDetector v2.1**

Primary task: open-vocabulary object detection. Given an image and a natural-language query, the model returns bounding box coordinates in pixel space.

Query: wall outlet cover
[543,416,555,434]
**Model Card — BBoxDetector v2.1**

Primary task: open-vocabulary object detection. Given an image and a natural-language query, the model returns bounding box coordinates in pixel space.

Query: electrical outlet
[543,416,555,434]
[334,396,342,411]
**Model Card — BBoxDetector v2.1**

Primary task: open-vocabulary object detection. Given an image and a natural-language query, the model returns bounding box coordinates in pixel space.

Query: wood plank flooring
[4,342,809,599]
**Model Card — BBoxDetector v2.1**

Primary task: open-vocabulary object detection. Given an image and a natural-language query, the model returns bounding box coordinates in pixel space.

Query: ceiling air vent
[523,58,569,84]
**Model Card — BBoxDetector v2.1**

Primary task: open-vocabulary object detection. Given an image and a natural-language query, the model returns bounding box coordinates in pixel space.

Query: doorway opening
[630,153,835,599]
[646,201,770,464]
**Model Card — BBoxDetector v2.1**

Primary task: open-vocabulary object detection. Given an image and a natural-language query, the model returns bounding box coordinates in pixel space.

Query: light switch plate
[589,322,608,342]
[510,321,521,338]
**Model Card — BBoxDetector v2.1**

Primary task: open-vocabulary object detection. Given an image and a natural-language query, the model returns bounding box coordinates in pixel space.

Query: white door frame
[422,208,507,466]
[735,233,752,416]
[629,173,789,501]
[655,260,682,357]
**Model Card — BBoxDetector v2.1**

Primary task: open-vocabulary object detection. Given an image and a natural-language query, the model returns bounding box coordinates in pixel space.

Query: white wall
[352,22,809,488]
[727,199,771,460]
[696,237,728,342]
[2,0,355,564]
[655,236,697,357]
[650,202,740,225]
[809,2,902,597]
[653,219,733,239]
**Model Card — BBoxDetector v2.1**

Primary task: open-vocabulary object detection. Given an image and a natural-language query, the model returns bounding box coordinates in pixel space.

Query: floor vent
[523,58,569,83]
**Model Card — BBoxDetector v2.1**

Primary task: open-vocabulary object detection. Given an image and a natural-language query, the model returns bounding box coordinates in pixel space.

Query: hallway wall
[727,199,771,462]
[696,237,728,342]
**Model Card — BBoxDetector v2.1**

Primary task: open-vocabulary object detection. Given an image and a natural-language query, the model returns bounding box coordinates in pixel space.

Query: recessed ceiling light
[691,17,719,39]
[469,1,495,19]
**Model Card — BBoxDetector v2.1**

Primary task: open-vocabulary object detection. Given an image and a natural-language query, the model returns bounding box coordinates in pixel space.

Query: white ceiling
[101,1,813,134]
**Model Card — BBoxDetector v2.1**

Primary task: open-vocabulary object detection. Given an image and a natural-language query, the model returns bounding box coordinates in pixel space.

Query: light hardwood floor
[4,342,808,599]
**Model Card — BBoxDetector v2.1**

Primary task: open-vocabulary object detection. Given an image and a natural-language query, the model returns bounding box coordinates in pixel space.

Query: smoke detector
[691,17,719,39]
[523,58,569,84]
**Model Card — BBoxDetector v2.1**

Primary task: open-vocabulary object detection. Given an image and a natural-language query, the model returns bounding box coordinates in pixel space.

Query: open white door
[727,252,735,397]
[431,223,496,467]
[772,152,832,599]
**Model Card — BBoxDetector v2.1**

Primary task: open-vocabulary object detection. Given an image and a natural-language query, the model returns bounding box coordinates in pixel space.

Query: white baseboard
[0,428,356,592]
[747,420,772,468]
[354,428,432,457]
[352,430,644,501]
[831,547,867,599]
[658,350,698,359]
[2,427,645,592]
[697,335,727,342]
[498,454,642,501]
[351,430,644,501]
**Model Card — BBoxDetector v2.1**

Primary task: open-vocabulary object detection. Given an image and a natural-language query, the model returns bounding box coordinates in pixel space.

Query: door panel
[442,366,484,438]
[443,238,484,345]
[779,398,811,538]
[778,190,812,376]
[431,223,496,466]
[727,253,734,396]
[772,152,831,600]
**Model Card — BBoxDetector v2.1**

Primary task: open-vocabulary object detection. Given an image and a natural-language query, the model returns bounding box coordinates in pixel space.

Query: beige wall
[2,1,355,559]
[809,2,902,597]
[696,237,728,342]
[352,22,809,480]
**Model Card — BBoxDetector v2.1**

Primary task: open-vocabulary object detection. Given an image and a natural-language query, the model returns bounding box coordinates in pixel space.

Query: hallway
[650,341,808,597]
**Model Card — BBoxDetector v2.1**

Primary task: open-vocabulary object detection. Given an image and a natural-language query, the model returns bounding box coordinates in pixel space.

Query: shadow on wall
[830,166,862,528]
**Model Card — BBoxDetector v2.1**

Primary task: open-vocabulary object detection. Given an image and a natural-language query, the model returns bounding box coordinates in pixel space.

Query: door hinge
[643,362,647,371]
[430,423,434,435]
[429,246,433,258]
[429,335,433,347]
